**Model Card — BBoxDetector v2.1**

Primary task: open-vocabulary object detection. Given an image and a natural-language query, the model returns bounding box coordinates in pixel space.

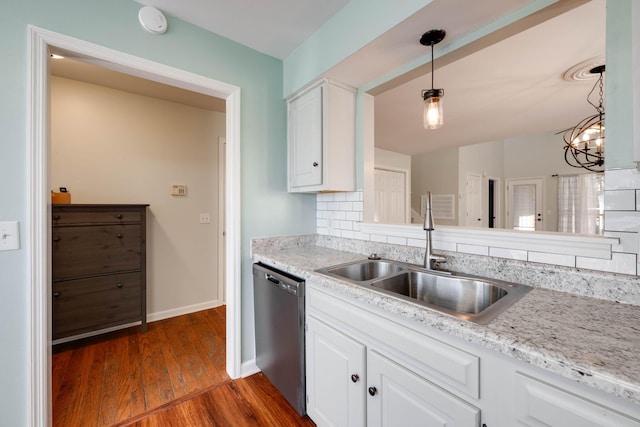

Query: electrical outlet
[0,221,20,251]
[199,213,211,224]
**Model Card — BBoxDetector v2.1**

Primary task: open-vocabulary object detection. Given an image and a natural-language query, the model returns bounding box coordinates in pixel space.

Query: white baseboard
[147,299,224,322]
[241,359,260,378]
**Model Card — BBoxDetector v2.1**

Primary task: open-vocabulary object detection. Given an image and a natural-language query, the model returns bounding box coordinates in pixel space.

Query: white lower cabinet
[306,313,479,427]
[306,315,366,427]
[367,350,480,427]
[305,282,640,427]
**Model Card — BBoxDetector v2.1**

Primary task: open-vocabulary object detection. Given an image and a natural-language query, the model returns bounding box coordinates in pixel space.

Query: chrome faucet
[423,192,445,270]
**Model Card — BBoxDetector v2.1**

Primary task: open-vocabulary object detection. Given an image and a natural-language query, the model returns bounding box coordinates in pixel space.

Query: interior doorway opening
[28,26,242,427]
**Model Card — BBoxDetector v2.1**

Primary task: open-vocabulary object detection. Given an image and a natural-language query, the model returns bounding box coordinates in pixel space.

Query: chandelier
[562,65,605,172]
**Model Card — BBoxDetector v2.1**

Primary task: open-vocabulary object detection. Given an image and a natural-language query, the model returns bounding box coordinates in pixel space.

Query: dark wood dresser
[52,204,149,341]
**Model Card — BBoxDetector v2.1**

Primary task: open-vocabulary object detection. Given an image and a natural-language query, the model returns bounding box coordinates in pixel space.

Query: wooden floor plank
[53,306,314,426]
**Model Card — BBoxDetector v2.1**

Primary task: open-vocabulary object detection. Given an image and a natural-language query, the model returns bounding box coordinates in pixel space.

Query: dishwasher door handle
[266,274,280,284]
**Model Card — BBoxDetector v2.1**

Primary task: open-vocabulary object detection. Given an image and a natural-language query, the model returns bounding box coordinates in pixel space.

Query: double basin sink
[316,259,531,324]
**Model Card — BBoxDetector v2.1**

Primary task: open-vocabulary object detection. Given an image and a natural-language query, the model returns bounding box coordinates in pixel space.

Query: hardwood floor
[52,306,314,426]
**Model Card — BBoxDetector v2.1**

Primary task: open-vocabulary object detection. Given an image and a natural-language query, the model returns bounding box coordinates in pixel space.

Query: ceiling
[133,0,350,59]
[374,0,606,156]
[52,0,605,159]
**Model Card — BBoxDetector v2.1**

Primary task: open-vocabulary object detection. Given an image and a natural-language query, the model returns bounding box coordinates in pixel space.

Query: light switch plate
[0,221,20,251]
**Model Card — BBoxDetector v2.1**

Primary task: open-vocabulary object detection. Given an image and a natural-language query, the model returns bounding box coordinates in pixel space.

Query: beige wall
[411,147,459,226]
[51,76,225,318]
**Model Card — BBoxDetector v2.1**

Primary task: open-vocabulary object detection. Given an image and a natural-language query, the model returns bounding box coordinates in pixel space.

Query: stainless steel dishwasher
[253,262,306,416]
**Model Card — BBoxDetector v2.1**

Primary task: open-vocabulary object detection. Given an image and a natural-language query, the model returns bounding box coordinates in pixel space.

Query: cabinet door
[514,373,640,427]
[306,315,366,427]
[367,350,479,427]
[289,84,323,189]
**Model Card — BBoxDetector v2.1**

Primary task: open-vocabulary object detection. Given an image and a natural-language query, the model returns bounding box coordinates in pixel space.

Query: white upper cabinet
[288,79,356,192]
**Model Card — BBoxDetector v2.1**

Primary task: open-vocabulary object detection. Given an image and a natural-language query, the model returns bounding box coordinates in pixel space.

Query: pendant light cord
[431,43,435,89]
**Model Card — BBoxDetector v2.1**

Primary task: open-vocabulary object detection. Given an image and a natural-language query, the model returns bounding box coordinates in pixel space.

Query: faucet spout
[423,192,445,270]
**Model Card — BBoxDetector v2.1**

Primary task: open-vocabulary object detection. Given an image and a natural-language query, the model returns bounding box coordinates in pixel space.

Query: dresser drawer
[52,224,142,279]
[53,273,142,339]
[52,209,141,225]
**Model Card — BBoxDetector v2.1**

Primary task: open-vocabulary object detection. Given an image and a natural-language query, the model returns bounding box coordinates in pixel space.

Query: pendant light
[562,65,605,172]
[420,29,446,130]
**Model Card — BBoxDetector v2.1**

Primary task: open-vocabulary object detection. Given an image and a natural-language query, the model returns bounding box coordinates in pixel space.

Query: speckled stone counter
[252,235,640,406]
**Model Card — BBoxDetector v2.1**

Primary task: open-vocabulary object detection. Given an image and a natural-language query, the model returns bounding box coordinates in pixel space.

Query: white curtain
[557,173,604,234]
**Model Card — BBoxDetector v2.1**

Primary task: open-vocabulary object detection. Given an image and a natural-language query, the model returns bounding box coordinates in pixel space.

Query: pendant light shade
[420,29,446,130]
[423,88,444,129]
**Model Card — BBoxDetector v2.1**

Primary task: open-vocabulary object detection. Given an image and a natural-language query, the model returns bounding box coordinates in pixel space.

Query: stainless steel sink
[316,259,531,324]
[323,260,403,282]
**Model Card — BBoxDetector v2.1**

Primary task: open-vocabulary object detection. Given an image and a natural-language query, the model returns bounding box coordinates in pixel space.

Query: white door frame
[27,26,242,426]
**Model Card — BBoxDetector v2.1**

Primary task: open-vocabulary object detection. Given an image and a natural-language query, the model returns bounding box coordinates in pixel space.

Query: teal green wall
[605,0,634,169]
[0,1,315,424]
[283,0,435,97]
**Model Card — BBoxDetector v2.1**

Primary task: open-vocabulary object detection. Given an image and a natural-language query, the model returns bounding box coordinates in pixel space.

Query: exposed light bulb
[423,94,443,130]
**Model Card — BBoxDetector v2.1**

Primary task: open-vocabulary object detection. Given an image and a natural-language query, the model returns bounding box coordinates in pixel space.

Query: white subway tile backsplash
[605,231,639,254]
[388,236,407,246]
[354,231,370,241]
[346,192,360,202]
[604,211,640,232]
[346,211,360,221]
[528,252,575,267]
[605,169,640,190]
[407,238,426,248]
[333,193,346,202]
[457,244,489,256]
[576,253,637,275]
[339,220,354,230]
[489,247,528,261]
[370,234,388,243]
[314,170,640,276]
[341,230,355,239]
[605,190,636,211]
[316,193,327,202]
[339,202,354,211]
[318,227,330,236]
[332,211,346,220]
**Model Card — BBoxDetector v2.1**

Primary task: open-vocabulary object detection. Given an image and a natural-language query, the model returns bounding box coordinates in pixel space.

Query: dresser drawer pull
[116,233,123,238]
[53,292,61,298]
[53,236,60,242]
[116,214,123,219]
[116,283,123,288]
[53,215,60,220]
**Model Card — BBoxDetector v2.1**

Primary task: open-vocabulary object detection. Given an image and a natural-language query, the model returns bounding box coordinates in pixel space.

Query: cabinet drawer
[52,224,142,279]
[52,210,141,225]
[53,273,142,339]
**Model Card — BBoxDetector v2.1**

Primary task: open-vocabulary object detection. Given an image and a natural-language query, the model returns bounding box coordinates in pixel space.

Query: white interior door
[465,173,483,226]
[374,168,408,224]
[506,178,544,231]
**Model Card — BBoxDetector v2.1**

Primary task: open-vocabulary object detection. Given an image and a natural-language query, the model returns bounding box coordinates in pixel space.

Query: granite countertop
[253,243,640,405]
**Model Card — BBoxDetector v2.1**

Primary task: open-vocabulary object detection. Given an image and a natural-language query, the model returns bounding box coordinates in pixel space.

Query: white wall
[375,147,411,171]
[51,76,225,318]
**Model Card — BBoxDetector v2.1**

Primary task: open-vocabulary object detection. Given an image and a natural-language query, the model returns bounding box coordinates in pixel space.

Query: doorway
[28,26,242,426]
[506,177,544,231]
